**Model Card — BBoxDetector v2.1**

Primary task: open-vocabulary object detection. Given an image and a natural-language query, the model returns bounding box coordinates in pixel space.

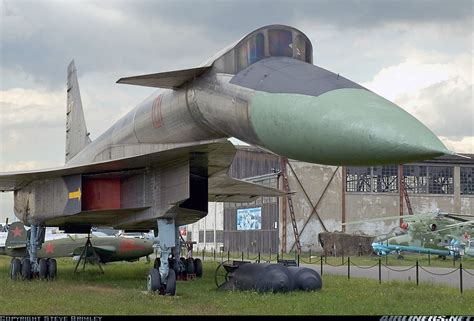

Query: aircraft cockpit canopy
[212,25,313,74]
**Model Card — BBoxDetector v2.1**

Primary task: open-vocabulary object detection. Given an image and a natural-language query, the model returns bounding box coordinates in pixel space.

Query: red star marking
[11,226,22,237]
[119,239,145,252]
[44,243,55,254]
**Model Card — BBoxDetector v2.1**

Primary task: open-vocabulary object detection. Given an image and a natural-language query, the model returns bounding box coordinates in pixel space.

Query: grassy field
[0,256,472,315]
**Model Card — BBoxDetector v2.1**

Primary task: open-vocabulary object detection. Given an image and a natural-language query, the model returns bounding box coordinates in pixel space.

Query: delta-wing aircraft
[0,25,451,295]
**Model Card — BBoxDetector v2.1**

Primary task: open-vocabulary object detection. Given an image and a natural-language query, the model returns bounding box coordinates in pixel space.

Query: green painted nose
[250,88,450,166]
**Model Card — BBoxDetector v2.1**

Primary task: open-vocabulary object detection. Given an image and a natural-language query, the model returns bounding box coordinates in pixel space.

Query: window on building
[428,166,453,194]
[403,165,428,193]
[198,230,204,243]
[205,230,214,243]
[461,167,474,195]
[216,230,224,243]
[373,165,398,192]
[346,166,399,193]
[403,165,453,194]
[346,167,372,192]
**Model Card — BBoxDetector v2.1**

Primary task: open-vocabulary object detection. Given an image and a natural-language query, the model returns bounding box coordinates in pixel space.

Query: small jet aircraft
[1,222,154,280]
[0,24,452,295]
[344,211,474,259]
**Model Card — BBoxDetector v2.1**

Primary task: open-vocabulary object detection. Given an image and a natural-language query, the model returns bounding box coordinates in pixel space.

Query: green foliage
[0,256,472,315]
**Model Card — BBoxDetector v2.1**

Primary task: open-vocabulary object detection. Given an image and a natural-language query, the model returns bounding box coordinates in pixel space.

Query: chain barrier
[382,264,416,272]
[418,265,460,276]
[325,260,347,267]
[299,257,322,264]
[463,268,474,277]
[350,261,380,269]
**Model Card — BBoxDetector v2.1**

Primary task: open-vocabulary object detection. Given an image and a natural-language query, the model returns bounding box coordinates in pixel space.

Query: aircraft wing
[116,66,212,89]
[208,172,286,202]
[0,139,286,202]
[0,139,233,192]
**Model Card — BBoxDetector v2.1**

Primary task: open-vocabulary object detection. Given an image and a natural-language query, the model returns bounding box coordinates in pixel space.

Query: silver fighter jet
[0,25,450,294]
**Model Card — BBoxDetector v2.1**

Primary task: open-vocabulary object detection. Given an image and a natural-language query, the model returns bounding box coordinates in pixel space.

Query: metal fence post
[258,252,261,263]
[227,250,230,261]
[297,254,300,267]
[309,249,312,264]
[277,253,280,262]
[347,257,350,280]
[202,248,205,261]
[416,260,419,286]
[320,255,323,275]
[460,263,463,294]
[241,251,244,261]
[213,249,216,261]
[378,259,382,284]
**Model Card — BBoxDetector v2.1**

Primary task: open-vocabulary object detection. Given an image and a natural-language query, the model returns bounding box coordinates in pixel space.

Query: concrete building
[187,146,474,253]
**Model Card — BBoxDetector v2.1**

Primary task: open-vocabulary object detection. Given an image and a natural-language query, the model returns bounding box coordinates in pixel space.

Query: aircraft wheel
[169,258,180,276]
[147,268,161,292]
[165,269,176,296]
[10,258,21,280]
[21,259,32,280]
[153,258,161,269]
[185,258,195,274]
[38,258,48,280]
[47,259,57,280]
[194,258,203,278]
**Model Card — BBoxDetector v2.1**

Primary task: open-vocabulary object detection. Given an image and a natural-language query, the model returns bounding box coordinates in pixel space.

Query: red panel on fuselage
[82,178,121,210]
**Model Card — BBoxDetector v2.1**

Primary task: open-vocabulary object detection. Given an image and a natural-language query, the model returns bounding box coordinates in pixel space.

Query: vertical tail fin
[66,60,91,163]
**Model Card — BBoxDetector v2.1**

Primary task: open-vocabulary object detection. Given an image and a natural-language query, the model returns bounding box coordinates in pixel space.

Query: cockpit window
[269,29,293,57]
[237,33,265,71]
[228,26,314,73]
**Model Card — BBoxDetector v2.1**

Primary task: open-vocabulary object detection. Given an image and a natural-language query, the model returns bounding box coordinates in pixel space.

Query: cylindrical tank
[287,267,322,291]
[231,263,292,293]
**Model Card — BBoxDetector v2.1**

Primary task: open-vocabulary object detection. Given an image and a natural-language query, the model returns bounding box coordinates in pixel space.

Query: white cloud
[440,136,474,154]
[362,52,473,153]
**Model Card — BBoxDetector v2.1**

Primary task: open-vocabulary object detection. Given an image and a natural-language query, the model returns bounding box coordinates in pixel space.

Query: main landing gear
[10,224,56,281]
[147,219,203,296]
[10,257,57,281]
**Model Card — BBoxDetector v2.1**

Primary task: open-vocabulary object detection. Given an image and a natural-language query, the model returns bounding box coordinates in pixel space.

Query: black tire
[169,258,180,276]
[47,259,57,280]
[194,258,203,278]
[147,268,161,292]
[165,269,176,296]
[10,258,21,280]
[154,258,161,269]
[21,259,31,280]
[38,258,48,280]
[185,257,195,274]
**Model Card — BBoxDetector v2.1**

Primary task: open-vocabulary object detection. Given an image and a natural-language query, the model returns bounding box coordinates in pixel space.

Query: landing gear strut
[148,219,177,295]
[9,224,57,281]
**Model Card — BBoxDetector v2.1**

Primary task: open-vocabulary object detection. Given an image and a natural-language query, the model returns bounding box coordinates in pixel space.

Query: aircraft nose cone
[250,88,450,165]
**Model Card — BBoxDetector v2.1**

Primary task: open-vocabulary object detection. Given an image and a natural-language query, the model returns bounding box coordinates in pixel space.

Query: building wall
[187,202,224,252]
[187,146,474,254]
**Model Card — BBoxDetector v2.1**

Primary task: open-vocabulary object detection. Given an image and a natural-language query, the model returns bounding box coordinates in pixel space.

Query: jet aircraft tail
[66,60,91,163]
[5,222,28,251]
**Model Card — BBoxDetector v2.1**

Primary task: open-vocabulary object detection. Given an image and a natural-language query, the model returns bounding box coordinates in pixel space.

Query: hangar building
[187,145,474,253]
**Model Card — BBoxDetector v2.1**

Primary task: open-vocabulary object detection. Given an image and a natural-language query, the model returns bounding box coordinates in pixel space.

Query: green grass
[0,256,472,315]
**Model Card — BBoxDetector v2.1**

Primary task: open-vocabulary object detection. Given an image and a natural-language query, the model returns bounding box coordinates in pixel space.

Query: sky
[0,0,473,219]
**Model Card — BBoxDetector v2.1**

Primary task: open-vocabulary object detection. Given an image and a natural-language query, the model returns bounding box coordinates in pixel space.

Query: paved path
[301,263,474,289]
